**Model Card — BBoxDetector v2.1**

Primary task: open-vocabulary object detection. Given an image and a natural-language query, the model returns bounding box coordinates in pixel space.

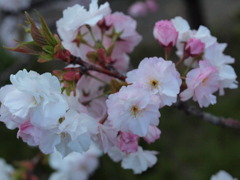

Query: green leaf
[5,41,42,55]
[38,13,58,46]
[38,52,53,62]
[25,12,48,46]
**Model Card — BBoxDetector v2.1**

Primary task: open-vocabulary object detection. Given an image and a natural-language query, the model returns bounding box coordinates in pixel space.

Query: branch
[70,56,126,81]
[176,102,240,129]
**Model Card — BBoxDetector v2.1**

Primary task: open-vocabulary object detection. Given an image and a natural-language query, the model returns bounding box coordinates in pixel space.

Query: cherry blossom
[0,69,69,129]
[180,60,220,107]
[106,84,160,137]
[126,57,182,107]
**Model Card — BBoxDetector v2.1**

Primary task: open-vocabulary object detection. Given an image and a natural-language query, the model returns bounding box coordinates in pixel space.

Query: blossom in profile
[180,60,220,107]
[204,43,238,95]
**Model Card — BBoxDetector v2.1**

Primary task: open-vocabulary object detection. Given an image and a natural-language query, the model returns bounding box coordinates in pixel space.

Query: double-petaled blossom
[126,57,182,107]
[153,20,178,48]
[180,60,220,107]
[0,69,69,129]
[57,0,111,57]
[57,0,110,39]
[106,84,160,137]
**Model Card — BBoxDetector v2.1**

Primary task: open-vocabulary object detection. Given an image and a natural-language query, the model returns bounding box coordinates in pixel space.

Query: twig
[70,56,126,81]
[176,102,240,129]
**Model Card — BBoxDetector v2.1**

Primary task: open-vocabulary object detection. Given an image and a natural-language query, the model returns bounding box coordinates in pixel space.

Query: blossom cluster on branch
[0,0,238,178]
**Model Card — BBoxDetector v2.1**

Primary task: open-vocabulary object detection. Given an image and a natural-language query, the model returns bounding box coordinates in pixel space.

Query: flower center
[202,77,208,86]
[149,79,159,89]
[131,106,139,118]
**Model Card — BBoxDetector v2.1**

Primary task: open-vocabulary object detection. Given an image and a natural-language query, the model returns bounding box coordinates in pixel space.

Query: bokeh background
[0,0,240,179]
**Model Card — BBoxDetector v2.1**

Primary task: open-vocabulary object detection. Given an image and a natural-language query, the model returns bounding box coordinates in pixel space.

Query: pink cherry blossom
[106,84,160,137]
[105,12,142,53]
[180,60,220,107]
[185,38,205,57]
[153,20,178,47]
[126,57,182,107]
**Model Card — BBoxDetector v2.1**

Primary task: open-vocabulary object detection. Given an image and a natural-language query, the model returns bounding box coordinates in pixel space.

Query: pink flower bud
[153,20,178,48]
[119,132,139,153]
[185,38,205,57]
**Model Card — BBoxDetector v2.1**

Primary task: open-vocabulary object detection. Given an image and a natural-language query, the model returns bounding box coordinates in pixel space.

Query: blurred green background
[1,0,240,179]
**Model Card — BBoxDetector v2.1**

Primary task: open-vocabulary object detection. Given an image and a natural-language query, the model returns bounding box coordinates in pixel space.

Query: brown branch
[70,56,126,81]
[176,102,240,129]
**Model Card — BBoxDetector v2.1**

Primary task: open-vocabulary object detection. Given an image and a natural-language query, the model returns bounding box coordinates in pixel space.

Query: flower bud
[185,38,205,57]
[153,20,178,48]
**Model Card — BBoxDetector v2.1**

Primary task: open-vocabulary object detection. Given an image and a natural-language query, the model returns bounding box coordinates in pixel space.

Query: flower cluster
[0,0,238,177]
[153,17,238,107]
